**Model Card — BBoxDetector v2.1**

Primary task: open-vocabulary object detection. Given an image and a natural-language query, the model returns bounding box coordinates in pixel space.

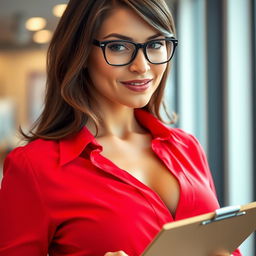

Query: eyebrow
[102,33,164,41]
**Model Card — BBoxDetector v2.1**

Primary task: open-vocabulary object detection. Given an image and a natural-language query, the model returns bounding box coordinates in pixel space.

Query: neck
[86,106,145,139]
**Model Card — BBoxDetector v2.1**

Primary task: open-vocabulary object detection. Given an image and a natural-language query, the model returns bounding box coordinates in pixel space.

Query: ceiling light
[25,17,47,31]
[33,30,52,44]
[53,4,67,17]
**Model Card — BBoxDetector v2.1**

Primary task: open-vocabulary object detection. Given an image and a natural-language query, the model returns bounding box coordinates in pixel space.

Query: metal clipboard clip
[201,205,246,225]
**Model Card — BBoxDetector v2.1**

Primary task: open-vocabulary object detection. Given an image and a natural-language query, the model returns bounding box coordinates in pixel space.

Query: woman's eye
[148,41,164,49]
[108,43,127,52]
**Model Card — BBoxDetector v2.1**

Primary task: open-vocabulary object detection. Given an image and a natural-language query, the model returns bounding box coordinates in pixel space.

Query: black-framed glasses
[93,37,178,66]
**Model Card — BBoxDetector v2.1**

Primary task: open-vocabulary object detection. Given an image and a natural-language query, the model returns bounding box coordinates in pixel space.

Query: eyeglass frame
[92,37,178,66]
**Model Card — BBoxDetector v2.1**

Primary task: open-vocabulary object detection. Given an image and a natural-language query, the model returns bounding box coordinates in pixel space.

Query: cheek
[88,51,108,77]
[88,50,117,87]
[153,64,167,83]
[158,63,168,76]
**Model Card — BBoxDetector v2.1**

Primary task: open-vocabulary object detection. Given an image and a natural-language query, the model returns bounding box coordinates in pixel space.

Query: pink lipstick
[120,79,153,92]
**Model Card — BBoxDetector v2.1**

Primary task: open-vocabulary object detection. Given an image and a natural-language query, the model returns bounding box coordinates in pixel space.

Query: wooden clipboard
[142,201,256,256]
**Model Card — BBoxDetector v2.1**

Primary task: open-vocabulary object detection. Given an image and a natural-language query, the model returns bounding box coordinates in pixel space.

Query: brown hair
[22,0,176,141]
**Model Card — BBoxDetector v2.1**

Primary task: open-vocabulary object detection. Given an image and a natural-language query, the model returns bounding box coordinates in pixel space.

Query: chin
[124,98,151,109]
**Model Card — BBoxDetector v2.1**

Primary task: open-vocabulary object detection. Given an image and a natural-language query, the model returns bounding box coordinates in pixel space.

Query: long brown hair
[22,0,176,141]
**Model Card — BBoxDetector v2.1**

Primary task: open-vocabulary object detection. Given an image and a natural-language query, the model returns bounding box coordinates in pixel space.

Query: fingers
[210,250,231,256]
[104,250,129,256]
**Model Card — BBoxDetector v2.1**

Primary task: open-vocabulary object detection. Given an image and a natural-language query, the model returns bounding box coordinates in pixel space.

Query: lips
[120,79,153,92]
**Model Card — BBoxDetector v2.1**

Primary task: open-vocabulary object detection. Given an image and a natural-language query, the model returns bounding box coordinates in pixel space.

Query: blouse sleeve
[189,134,217,195]
[188,134,242,256]
[0,148,50,256]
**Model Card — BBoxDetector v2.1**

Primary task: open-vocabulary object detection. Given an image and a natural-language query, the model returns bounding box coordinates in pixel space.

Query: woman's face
[87,7,168,110]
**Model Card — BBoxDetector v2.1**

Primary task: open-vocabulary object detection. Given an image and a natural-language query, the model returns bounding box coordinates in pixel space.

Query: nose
[129,49,150,74]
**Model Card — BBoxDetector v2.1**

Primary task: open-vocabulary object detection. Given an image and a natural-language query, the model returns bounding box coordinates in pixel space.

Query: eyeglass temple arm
[93,39,101,47]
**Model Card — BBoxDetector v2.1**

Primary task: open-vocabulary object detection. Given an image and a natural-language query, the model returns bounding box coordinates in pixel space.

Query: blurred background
[0,0,255,254]
[0,0,67,163]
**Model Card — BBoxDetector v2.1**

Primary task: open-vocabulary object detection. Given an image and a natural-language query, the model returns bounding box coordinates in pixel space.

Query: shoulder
[166,127,209,165]
[168,127,212,172]
[5,139,59,171]
[8,138,58,157]
[168,127,202,149]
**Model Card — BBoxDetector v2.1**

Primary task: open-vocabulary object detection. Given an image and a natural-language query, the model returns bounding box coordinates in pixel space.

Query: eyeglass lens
[105,39,174,65]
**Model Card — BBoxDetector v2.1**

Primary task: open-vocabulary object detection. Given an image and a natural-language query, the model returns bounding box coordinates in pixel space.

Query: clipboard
[142,201,256,256]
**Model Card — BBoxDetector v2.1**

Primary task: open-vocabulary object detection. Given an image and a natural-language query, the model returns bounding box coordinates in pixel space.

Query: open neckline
[89,145,183,221]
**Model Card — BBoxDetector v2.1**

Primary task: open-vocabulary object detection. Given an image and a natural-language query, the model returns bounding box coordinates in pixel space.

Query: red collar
[134,109,171,138]
[59,109,172,166]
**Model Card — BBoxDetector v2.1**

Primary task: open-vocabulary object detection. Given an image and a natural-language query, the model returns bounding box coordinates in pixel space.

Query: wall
[0,49,47,179]
[0,49,47,127]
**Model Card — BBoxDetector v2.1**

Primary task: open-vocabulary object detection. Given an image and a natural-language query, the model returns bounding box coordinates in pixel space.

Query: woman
[0,0,240,255]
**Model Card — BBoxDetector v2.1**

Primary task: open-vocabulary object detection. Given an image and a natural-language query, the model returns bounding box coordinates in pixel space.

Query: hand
[213,254,230,256]
[104,251,129,256]
[213,254,231,256]
[211,250,231,256]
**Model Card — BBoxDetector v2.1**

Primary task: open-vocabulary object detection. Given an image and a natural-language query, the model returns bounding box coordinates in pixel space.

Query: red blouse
[0,109,241,256]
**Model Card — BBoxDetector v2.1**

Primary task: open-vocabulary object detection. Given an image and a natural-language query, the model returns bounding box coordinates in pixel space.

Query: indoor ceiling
[0,0,176,49]
[0,0,68,49]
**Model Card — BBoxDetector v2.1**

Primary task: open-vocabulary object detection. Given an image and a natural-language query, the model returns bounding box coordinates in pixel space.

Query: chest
[96,136,180,217]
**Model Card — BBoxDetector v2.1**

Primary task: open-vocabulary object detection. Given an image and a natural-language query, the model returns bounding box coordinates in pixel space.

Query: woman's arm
[0,148,50,255]
[188,134,242,256]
